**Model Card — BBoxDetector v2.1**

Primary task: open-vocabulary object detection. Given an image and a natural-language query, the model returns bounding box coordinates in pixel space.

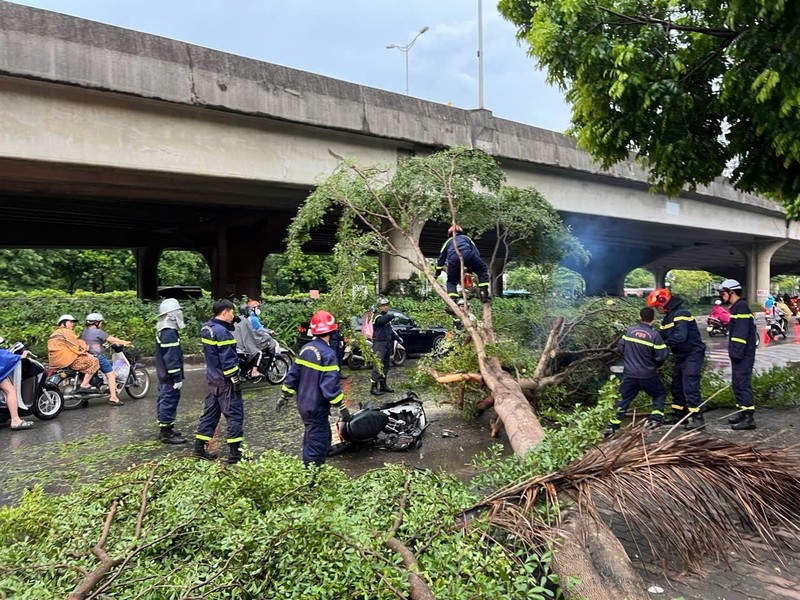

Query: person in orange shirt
[47,314,100,392]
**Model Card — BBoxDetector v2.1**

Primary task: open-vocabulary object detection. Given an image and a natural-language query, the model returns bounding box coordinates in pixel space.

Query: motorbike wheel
[266,355,291,385]
[392,346,407,367]
[33,383,64,420]
[125,366,151,399]
[768,327,777,340]
[347,353,365,370]
[59,376,87,410]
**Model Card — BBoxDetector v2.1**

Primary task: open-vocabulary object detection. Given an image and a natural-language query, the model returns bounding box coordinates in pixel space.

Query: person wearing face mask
[154,298,187,444]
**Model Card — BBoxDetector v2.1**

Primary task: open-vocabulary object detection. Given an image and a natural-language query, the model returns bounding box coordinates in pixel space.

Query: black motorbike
[239,339,292,386]
[0,340,64,423]
[766,309,788,340]
[328,391,428,456]
[47,344,151,409]
[706,317,729,337]
[345,335,406,370]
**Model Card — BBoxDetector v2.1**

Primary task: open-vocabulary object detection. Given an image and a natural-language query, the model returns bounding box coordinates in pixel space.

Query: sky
[13,0,572,133]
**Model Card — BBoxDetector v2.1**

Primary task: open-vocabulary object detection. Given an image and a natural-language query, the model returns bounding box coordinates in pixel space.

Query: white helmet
[158,298,182,316]
[714,299,722,305]
[85,312,104,324]
[57,314,77,325]
[719,279,742,292]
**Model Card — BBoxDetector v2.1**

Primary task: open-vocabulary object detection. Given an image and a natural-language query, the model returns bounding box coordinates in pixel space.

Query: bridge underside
[2,156,799,299]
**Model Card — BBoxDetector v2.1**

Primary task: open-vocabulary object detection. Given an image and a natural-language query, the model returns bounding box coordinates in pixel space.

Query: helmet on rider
[247,299,260,309]
[85,312,104,325]
[158,298,181,317]
[718,278,742,293]
[377,297,389,306]
[57,314,78,325]
[645,288,671,308]
[457,298,466,307]
[309,310,337,336]
[714,299,722,305]
[238,303,251,318]
[447,224,463,236]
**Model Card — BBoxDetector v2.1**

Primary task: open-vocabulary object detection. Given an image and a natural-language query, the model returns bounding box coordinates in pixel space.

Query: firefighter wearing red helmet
[434,224,491,303]
[648,287,706,429]
[280,310,349,467]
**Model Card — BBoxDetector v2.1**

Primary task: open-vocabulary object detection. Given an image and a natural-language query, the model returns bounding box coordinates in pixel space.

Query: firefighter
[719,279,757,430]
[154,298,187,444]
[279,310,349,468]
[435,224,491,303]
[646,288,706,430]
[194,299,244,464]
[370,297,402,396]
[606,306,669,435]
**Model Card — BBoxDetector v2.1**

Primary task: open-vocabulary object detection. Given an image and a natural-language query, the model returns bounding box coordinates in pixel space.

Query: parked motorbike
[47,344,151,409]
[328,391,428,456]
[346,335,406,370]
[706,317,729,337]
[239,339,293,386]
[766,309,788,340]
[0,339,64,423]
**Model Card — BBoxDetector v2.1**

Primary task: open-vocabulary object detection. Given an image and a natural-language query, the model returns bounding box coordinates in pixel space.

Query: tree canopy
[498,1,800,215]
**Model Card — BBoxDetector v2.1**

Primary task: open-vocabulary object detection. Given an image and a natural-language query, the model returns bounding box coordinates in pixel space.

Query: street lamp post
[386,25,429,95]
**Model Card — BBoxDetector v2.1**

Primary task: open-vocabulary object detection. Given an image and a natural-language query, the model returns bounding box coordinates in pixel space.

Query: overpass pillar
[651,267,668,289]
[581,264,628,296]
[134,247,162,301]
[740,240,787,306]
[378,222,425,293]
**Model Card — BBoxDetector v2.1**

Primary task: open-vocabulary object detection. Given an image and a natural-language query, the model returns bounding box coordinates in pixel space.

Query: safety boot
[665,410,688,425]
[731,412,756,431]
[228,442,242,465]
[193,438,218,460]
[727,411,745,425]
[370,381,384,396]
[379,378,395,393]
[160,425,187,445]
[684,414,705,431]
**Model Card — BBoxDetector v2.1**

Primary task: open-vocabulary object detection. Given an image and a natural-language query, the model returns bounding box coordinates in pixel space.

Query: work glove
[339,407,351,422]
[173,381,183,390]
[276,392,291,412]
[434,267,443,277]
[229,374,242,393]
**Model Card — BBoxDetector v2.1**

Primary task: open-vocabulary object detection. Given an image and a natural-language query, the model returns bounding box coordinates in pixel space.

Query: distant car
[157,285,203,300]
[296,309,448,358]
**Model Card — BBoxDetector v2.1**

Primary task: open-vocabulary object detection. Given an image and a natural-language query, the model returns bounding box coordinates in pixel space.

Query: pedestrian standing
[719,279,757,430]
[279,310,349,468]
[647,288,707,430]
[370,297,402,396]
[194,299,244,464]
[154,298,186,444]
[606,307,669,435]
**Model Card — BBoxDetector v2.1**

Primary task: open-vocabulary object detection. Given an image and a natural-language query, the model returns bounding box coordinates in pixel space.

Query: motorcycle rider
[719,279,757,431]
[47,314,100,394]
[774,296,791,336]
[370,297,402,396]
[279,310,349,468]
[194,299,244,464]
[646,288,706,430]
[0,346,34,430]
[435,224,491,303]
[708,300,731,326]
[80,313,132,407]
[154,298,187,444]
[233,303,276,379]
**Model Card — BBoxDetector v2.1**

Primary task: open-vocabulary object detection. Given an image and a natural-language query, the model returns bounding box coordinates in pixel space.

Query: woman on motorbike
[708,300,730,325]
[79,313,131,406]
[47,314,100,393]
[0,347,33,429]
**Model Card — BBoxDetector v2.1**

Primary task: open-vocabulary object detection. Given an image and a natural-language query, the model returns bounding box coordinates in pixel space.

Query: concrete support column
[739,240,787,306]
[134,246,162,301]
[651,267,668,290]
[582,266,627,297]
[208,229,269,299]
[378,222,425,293]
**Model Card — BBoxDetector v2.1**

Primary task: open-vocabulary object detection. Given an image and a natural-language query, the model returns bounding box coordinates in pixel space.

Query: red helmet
[646,288,671,308]
[309,310,337,336]
[447,224,463,235]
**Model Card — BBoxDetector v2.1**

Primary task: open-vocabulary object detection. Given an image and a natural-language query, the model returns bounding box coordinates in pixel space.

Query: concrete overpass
[0,1,797,303]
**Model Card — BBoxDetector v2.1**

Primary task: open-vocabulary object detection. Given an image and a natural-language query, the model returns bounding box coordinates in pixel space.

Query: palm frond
[470,425,800,572]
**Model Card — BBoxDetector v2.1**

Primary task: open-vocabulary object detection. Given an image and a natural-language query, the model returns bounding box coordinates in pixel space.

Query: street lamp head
[419,26,429,34]
[386,44,397,49]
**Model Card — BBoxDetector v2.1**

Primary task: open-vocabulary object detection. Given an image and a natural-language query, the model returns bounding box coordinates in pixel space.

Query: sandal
[108,399,124,406]
[10,420,34,430]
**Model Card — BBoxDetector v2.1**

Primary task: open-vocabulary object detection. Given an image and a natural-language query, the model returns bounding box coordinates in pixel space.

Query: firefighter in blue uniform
[719,278,757,431]
[606,306,669,435]
[154,298,186,444]
[370,297,402,396]
[647,288,706,430]
[435,224,491,303]
[280,310,349,468]
[194,299,244,464]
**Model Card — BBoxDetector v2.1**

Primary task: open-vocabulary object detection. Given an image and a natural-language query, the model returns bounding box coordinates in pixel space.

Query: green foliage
[0,456,562,599]
[498,0,800,215]
[157,250,211,289]
[624,268,654,289]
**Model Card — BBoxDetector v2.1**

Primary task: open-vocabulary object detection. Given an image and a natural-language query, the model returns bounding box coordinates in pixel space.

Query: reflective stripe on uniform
[202,338,237,347]
[281,385,296,395]
[167,368,181,374]
[158,341,180,348]
[621,335,666,349]
[650,410,664,416]
[730,313,754,319]
[730,337,747,344]
[329,392,344,406]
[660,322,674,329]
[673,316,695,322]
[222,365,238,376]
[295,358,339,372]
